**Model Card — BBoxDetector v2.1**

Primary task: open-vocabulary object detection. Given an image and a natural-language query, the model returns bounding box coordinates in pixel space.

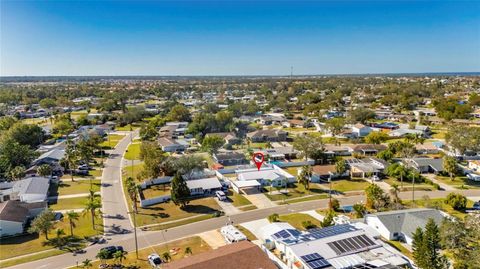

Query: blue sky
[1,0,479,76]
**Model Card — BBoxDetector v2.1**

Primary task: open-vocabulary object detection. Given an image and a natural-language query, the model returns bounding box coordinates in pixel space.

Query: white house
[365,208,446,245]
[0,177,50,203]
[351,124,372,137]
[236,165,295,188]
[0,200,47,237]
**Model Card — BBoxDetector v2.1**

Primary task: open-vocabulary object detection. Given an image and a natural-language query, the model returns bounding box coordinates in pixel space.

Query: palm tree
[185,247,193,256]
[390,184,401,208]
[55,228,65,245]
[162,252,171,263]
[298,165,312,193]
[82,259,92,268]
[125,177,139,213]
[65,211,79,236]
[65,140,78,182]
[113,250,126,265]
[83,193,102,230]
[394,164,408,190]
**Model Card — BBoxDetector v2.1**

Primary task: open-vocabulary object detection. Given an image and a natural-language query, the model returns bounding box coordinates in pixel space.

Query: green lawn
[123,163,144,180]
[125,142,142,160]
[236,225,257,241]
[49,180,101,196]
[435,176,480,189]
[384,177,435,191]
[278,194,328,204]
[227,190,252,207]
[49,196,93,211]
[99,134,125,149]
[319,178,371,193]
[115,123,141,131]
[402,198,475,220]
[278,213,321,230]
[283,167,299,178]
[0,214,101,262]
[84,237,211,269]
[264,183,329,201]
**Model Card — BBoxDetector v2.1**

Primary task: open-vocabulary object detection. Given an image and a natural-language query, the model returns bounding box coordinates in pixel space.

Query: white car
[216,190,227,201]
[467,173,480,182]
[148,253,162,268]
[371,175,380,181]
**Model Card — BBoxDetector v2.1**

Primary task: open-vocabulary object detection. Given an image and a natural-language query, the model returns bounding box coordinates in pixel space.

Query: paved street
[101,131,136,235]
[7,187,479,269]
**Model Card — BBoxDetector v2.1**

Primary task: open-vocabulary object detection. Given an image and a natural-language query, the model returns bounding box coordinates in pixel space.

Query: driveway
[244,192,277,208]
[216,198,241,215]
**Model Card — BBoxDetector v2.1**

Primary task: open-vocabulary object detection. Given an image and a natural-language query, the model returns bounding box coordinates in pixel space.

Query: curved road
[5,136,480,268]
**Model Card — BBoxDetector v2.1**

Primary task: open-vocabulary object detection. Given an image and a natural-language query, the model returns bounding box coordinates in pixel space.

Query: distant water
[1,72,479,83]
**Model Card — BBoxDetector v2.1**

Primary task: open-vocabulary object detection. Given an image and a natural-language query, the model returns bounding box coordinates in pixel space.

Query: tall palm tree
[162,252,171,263]
[113,250,126,265]
[64,211,79,236]
[65,140,78,182]
[82,259,92,268]
[125,177,139,213]
[83,193,102,230]
[394,165,408,190]
[298,165,312,193]
[390,184,401,208]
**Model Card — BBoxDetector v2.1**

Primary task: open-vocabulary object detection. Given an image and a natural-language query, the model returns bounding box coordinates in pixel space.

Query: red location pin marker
[253,152,264,171]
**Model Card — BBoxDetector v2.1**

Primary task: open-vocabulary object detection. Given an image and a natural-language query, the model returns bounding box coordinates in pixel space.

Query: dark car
[100,246,124,258]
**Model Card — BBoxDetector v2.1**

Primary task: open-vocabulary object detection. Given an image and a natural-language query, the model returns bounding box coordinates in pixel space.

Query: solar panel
[307,224,358,240]
[301,253,322,262]
[307,259,331,269]
[327,235,377,255]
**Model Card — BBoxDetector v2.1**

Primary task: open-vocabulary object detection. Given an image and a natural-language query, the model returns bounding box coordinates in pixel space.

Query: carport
[232,180,261,195]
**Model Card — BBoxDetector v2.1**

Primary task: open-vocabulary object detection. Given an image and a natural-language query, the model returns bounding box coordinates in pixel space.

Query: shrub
[268,213,279,223]
[445,193,467,210]
[329,198,340,211]
[302,220,316,229]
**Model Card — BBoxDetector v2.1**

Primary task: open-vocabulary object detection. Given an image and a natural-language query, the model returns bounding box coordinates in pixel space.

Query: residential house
[347,158,388,178]
[310,165,338,182]
[183,169,222,196]
[403,157,444,174]
[247,129,287,142]
[365,208,446,245]
[324,145,352,157]
[0,177,50,203]
[165,241,277,269]
[158,137,186,152]
[260,222,410,269]
[159,122,188,138]
[415,142,442,154]
[351,144,387,156]
[0,200,47,237]
[260,147,299,161]
[34,149,65,166]
[235,165,295,189]
[205,132,241,145]
[213,151,248,166]
[351,123,372,137]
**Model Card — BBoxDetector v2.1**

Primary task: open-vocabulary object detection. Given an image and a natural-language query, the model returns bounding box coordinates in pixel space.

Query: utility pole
[130,126,134,179]
[329,174,332,209]
[133,211,138,259]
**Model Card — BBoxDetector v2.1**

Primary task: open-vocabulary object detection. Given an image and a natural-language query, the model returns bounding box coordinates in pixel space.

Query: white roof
[232,180,261,188]
[238,170,284,181]
[185,177,222,190]
[260,222,296,241]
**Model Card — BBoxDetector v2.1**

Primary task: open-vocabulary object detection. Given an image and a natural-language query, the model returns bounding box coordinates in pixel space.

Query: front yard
[124,142,142,160]
[435,175,480,189]
[278,213,321,230]
[264,183,329,201]
[99,134,125,149]
[49,180,101,196]
[402,197,475,220]
[319,178,371,193]
[384,178,435,191]
[84,236,211,269]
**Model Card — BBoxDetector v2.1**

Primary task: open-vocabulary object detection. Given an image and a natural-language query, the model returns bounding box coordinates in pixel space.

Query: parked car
[78,164,90,170]
[467,173,480,182]
[148,253,162,268]
[74,169,89,176]
[473,201,480,210]
[371,175,380,181]
[216,190,227,201]
[100,246,124,258]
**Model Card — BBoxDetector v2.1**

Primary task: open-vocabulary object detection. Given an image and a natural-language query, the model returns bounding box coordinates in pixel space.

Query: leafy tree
[335,159,346,176]
[82,259,92,268]
[445,125,480,155]
[444,192,467,210]
[268,213,279,223]
[139,123,158,140]
[0,137,37,178]
[442,156,457,181]
[37,164,52,177]
[174,155,205,176]
[321,210,335,227]
[293,134,324,161]
[377,149,394,161]
[298,165,312,192]
[139,141,166,179]
[39,98,56,109]
[167,104,191,122]
[440,216,480,268]
[0,116,17,131]
[386,163,409,189]
[96,249,111,263]
[325,118,345,137]
[201,135,225,154]
[349,107,375,123]
[4,123,45,148]
[53,116,74,135]
[7,165,26,181]
[364,131,388,144]
[28,209,55,240]
[65,211,79,236]
[329,198,340,211]
[170,173,191,208]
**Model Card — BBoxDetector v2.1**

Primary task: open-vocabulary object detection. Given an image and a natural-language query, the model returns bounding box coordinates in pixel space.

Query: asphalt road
[7,187,480,269]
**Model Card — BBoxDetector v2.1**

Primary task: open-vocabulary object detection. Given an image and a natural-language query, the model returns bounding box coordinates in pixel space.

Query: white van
[215,190,227,201]
[220,225,247,243]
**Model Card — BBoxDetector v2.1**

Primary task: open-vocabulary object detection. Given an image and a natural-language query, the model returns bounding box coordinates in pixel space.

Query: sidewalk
[48,191,100,200]
[424,174,456,191]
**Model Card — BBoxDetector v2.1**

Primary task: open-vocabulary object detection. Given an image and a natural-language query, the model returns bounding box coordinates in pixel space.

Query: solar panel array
[351,263,378,269]
[300,253,331,269]
[327,234,377,255]
[305,224,358,240]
